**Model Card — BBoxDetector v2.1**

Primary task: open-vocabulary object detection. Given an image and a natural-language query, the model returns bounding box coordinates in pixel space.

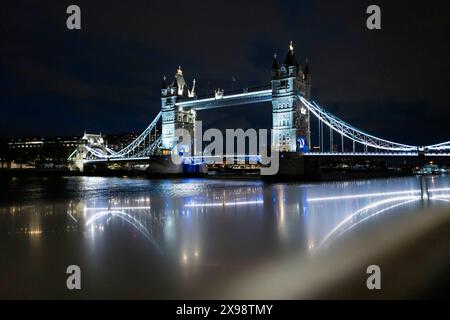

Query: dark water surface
[1,175,450,298]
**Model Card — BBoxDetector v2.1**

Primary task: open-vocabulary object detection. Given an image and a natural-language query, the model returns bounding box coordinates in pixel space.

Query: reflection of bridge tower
[161,66,197,153]
[271,41,311,152]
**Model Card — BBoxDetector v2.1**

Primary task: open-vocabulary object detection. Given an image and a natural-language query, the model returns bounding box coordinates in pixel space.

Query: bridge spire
[189,78,196,98]
[304,57,310,75]
[284,40,298,67]
[272,52,278,68]
[272,52,279,79]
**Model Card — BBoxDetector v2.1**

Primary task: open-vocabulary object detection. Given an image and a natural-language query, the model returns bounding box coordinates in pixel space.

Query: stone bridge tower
[161,66,197,154]
[271,41,311,152]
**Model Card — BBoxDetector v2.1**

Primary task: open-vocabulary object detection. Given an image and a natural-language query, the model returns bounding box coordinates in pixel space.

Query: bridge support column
[266,152,321,180]
[277,152,304,176]
[147,155,183,175]
[270,42,311,153]
[69,132,107,172]
[161,67,196,155]
[74,160,84,172]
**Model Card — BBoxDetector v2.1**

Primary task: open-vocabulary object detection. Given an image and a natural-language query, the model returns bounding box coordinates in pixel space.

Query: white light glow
[428,187,450,193]
[84,206,151,211]
[324,198,421,247]
[185,200,263,207]
[307,190,421,202]
[318,196,421,247]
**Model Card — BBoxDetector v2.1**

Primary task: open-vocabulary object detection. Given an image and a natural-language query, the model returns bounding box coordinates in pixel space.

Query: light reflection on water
[1,175,450,298]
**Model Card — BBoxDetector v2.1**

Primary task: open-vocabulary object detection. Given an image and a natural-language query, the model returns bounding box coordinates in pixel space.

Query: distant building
[104,132,141,151]
[0,136,80,168]
[0,132,149,169]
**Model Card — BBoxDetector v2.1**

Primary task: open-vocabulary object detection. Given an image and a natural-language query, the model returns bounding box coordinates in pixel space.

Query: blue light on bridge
[178,145,190,157]
[297,136,309,153]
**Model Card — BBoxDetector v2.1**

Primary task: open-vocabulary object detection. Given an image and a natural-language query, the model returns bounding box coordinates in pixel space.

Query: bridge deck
[81,152,450,164]
[306,152,450,157]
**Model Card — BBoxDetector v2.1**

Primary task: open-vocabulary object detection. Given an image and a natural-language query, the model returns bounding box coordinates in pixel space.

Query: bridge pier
[267,152,321,180]
[74,159,84,172]
[146,155,208,177]
[147,155,183,175]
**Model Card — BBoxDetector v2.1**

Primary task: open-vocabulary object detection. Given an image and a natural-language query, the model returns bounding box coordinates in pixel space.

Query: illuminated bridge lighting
[309,186,450,248]
[318,196,421,247]
[67,212,78,223]
[68,89,450,165]
[84,210,161,254]
[321,198,421,248]
[430,195,450,202]
[185,200,264,208]
[428,187,450,192]
[307,190,422,202]
[84,206,151,211]
[8,229,43,236]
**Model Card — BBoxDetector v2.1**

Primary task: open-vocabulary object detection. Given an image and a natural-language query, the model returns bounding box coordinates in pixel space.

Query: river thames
[1,175,450,299]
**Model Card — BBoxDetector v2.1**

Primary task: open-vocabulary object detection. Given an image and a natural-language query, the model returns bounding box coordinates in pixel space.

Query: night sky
[1,0,449,146]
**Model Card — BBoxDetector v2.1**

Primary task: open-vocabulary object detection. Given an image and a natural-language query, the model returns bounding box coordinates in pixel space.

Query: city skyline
[1,0,449,146]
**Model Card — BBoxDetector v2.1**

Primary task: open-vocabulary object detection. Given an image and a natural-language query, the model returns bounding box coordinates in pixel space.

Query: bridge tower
[271,41,311,152]
[161,66,197,154]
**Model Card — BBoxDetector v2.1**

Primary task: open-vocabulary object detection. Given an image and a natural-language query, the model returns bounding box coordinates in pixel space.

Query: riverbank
[0,168,142,177]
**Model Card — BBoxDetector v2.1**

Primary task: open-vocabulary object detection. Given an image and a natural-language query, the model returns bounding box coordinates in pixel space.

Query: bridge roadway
[81,151,450,165]
[305,152,450,157]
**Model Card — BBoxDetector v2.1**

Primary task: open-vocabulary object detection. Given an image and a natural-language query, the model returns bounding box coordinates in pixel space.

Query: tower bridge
[68,41,450,173]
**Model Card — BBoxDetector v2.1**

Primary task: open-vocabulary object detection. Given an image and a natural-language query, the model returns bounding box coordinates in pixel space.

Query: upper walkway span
[176,89,272,110]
